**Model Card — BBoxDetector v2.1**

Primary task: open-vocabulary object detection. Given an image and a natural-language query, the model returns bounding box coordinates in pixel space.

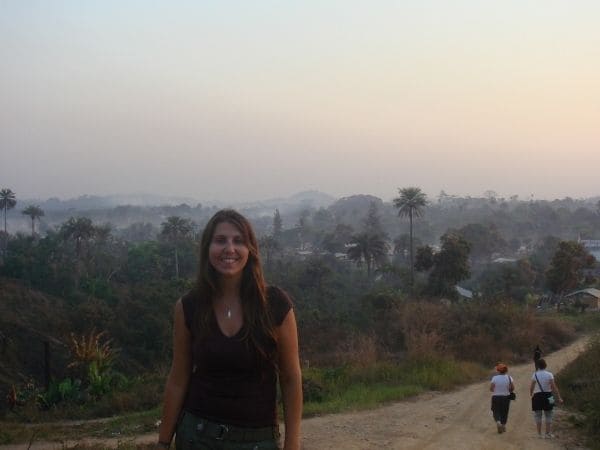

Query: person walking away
[490,363,515,434]
[533,344,542,370]
[530,358,563,439]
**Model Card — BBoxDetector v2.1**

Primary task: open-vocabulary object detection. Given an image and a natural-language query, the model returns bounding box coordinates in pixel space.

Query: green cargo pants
[175,411,281,450]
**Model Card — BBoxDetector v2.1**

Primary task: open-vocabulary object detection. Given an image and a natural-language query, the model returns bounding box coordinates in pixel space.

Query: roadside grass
[303,383,424,416]
[302,357,487,417]
[3,373,164,425]
[0,407,160,445]
[2,358,486,446]
[556,310,600,334]
[558,332,600,450]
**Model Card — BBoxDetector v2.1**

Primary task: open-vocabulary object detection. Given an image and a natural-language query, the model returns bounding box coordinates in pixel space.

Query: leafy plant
[68,329,115,375]
[88,361,113,399]
[36,378,81,409]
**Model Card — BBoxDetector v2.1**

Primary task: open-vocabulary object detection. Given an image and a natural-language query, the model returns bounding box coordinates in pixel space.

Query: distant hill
[330,194,384,212]
[18,190,336,212]
[232,190,337,217]
[327,194,387,231]
[5,190,337,233]
[21,193,202,211]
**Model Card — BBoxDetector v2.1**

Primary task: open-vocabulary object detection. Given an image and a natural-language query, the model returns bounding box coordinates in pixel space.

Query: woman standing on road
[157,209,303,449]
[530,358,563,439]
[490,363,515,434]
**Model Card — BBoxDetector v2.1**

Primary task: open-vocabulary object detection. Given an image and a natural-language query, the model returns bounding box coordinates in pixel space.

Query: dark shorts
[531,392,554,411]
[175,411,281,450]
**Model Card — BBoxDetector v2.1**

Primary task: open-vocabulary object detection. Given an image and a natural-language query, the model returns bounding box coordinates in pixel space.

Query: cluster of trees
[1,188,45,238]
[1,186,599,382]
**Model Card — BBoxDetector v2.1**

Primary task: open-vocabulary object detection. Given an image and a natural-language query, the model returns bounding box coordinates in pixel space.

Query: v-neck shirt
[181,285,293,427]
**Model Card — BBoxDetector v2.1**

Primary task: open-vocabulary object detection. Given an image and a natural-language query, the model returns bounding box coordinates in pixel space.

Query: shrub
[36,378,82,410]
[332,334,379,367]
[558,334,600,449]
[302,376,324,402]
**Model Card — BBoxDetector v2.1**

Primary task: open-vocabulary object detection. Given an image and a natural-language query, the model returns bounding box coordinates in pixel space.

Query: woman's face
[208,221,250,280]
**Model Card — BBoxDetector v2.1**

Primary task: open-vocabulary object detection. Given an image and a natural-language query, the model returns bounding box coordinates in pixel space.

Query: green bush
[302,376,324,402]
[36,378,82,410]
[558,334,600,449]
[0,430,13,445]
[88,361,113,399]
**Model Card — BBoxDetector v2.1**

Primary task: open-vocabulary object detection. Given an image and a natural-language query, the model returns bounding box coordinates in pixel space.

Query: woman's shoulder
[533,369,553,380]
[180,288,199,331]
[266,285,293,326]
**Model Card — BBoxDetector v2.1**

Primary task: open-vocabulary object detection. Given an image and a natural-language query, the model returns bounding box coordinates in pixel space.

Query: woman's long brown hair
[193,209,276,362]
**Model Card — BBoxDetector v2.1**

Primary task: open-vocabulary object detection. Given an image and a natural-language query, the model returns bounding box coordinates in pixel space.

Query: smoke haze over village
[1,2,599,203]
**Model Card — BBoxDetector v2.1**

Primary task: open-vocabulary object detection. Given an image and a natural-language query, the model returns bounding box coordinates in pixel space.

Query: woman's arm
[489,382,495,393]
[158,299,192,445]
[277,309,302,450]
[549,379,564,404]
[530,380,536,397]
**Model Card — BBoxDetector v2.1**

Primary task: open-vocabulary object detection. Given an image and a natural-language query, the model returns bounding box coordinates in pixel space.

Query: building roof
[564,288,600,299]
[455,285,473,299]
[492,257,517,264]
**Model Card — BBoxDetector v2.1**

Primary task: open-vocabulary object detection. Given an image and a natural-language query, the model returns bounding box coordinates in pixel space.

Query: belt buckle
[215,423,229,440]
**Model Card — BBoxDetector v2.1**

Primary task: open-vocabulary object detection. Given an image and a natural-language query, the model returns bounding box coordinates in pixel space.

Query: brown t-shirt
[181,285,292,427]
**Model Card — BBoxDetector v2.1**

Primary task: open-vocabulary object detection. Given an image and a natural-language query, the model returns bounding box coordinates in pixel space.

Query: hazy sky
[1,1,599,203]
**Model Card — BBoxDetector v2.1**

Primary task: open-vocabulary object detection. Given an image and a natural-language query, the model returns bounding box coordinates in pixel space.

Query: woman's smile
[209,222,249,278]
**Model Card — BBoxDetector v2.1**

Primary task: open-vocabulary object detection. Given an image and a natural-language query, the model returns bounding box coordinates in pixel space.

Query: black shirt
[181,285,292,427]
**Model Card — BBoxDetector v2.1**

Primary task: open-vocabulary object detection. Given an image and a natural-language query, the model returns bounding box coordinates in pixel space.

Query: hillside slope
[0,278,71,396]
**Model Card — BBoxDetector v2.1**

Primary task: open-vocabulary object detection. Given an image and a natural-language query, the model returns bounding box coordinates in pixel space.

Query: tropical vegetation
[0,186,599,445]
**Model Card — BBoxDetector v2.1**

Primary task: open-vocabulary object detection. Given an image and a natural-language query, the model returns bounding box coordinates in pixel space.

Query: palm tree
[0,188,17,236]
[22,205,45,236]
[160,216,194,279]
[60,216,96,284]
[393,187,428,287]
[347,232,388,279]
[60,216,96,259]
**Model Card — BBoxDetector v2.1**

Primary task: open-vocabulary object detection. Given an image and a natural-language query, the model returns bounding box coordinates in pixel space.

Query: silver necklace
[223,302,236,319]
[219,298,239,319]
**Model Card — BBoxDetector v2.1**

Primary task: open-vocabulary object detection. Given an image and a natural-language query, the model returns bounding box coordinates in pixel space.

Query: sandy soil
[2,337,590,450]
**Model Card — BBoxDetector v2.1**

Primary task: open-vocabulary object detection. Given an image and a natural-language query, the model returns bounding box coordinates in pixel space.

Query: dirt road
[4,337,589,449]
[301,337,589,450]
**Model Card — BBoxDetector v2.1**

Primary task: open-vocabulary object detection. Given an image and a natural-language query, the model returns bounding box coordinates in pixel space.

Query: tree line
[1,186,599,374]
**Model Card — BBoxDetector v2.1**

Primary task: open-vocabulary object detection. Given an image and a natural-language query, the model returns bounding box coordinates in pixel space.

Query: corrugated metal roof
[455,285,473,299]
[564,288,600,299]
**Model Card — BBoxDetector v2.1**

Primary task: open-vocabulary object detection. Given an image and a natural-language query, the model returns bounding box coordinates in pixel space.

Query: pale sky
[1,1,599,203]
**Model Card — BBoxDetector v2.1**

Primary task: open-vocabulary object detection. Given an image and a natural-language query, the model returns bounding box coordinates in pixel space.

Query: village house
[564,288,600,311]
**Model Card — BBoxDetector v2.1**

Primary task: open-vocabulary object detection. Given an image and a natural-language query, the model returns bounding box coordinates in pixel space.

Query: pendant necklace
[224,302,236,319]
[220,298,238,319]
